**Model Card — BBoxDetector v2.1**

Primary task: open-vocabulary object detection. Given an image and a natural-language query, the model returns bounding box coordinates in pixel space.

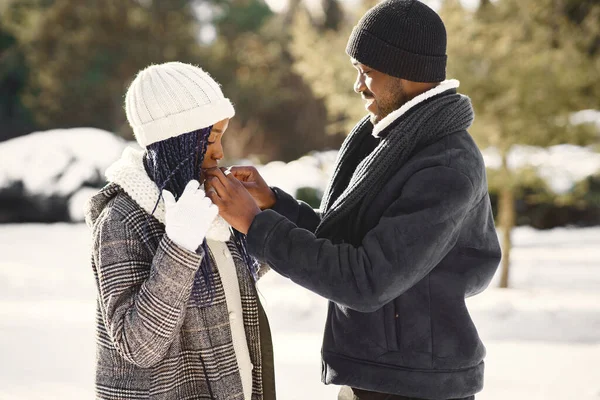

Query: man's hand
[204,168,262,234]
[227,166,276,210]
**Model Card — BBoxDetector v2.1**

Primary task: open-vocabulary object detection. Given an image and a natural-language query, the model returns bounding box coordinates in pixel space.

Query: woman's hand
[163,180,219,252]
[203,168,262,234]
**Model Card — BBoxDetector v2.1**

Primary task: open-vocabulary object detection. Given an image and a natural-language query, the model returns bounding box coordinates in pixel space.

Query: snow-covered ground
[0,224,598,400]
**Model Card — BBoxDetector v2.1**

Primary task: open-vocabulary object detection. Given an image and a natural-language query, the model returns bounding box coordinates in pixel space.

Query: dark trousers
[338,386,475,400]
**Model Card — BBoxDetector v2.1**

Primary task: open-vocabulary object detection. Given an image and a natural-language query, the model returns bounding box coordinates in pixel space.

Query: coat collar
[317,84,473,238]
[372,79,460,138]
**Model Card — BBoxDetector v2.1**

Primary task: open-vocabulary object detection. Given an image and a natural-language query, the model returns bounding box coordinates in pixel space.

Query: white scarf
[105,147,232,242]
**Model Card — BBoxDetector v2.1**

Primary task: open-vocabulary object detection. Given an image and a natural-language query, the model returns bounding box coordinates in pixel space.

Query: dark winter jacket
[246,83,501,399]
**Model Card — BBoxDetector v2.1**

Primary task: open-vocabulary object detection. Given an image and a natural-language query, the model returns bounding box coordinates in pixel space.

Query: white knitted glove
[162,180,219,253]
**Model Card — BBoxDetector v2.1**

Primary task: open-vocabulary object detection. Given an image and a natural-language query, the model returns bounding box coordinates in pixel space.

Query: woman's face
[201,118,229,169]
[199,118,229,181]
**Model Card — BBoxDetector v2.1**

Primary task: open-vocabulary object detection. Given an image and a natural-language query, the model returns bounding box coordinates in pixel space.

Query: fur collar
[105,147,232,242]
[372,79,460,138]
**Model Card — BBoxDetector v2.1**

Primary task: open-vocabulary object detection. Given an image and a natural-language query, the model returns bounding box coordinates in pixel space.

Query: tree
[441,0,600,288]
[201,0,338,162]
[290,6,365,136]
[322,0,344,31]
[2,0,338,161]
[0,19,36,140]
[2,0,201,138]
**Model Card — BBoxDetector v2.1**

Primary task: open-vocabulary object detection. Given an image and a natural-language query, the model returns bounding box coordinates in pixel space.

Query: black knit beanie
[346,0,447,83]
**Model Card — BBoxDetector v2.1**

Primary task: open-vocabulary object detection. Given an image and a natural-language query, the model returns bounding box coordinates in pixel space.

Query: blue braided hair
[143,127,259,306]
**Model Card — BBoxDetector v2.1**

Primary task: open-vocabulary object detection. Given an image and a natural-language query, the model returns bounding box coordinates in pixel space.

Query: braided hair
[143,127,259,306]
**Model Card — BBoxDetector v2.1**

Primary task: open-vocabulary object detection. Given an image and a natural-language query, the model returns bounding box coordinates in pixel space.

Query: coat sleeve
[247,166,476,313]
[92,214,203,368]
[269,187,322,233]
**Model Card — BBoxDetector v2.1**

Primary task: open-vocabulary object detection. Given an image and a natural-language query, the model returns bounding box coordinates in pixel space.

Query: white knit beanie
[125,62,235,148]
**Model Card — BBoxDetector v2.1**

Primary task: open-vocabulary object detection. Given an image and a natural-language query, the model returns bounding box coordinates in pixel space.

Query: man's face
[352,59,408,125]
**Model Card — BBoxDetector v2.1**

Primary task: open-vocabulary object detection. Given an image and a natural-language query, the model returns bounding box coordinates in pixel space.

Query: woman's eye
[207,140,215,145]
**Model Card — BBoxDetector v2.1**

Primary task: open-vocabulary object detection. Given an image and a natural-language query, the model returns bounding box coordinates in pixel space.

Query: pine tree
[440,0,600,288]
[200,0,336,162]
[290,6,365,136]
[2,0,200,137]
[322,0,344,31]
[0,18,36,140]
[2,0,335,161]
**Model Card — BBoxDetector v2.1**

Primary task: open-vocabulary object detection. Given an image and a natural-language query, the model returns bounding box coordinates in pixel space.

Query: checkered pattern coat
[86,183,267,400]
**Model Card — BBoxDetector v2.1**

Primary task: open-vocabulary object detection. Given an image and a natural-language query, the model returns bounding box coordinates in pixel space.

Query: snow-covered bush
[0,128,131,222]
[1,127,599,227]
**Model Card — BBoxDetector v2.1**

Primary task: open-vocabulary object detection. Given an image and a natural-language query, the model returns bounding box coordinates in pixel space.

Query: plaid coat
[86,183,272,400]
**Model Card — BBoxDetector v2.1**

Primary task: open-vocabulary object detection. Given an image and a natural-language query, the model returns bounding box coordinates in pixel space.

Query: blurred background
[0,0,599,399]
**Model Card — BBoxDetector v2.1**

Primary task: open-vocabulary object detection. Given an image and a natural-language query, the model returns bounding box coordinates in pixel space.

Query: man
[205,1,502,399]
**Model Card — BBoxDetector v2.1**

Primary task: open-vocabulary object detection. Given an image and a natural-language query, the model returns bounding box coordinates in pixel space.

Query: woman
[85,62,274,400]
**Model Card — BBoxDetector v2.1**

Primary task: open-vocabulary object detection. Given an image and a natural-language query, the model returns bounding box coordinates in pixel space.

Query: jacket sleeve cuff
[246,209,287,262]
[270,187,300,223]
[159,234,205,272]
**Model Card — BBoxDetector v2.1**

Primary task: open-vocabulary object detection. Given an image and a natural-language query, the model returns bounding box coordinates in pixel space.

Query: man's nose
[354,74,366,94]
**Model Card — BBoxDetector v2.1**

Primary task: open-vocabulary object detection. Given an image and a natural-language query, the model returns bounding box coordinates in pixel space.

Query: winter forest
[0,0,599,399]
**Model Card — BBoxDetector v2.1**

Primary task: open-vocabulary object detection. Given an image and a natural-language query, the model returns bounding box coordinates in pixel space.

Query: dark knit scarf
[317,90,474,240]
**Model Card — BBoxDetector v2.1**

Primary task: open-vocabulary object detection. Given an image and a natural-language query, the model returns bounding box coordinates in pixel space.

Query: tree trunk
[498,152,516,288]
[498,187,515,288]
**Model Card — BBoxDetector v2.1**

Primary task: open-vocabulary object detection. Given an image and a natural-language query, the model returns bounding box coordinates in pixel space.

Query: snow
[482,145,600,194]
[0,224,598,399]
[0,128,131,197]
[259,144,600,198]
[0,128,338,222]
[2,128,599,224]
[257,151,338,199]
[571,109,600,130]
[68,187,102,222]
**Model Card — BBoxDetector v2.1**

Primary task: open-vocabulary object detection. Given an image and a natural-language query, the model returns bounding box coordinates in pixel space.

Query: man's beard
[369,81,408,125]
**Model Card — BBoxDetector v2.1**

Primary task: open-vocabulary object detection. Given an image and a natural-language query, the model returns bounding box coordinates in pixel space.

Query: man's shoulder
[442,130,485,173]
[406,130,487,189]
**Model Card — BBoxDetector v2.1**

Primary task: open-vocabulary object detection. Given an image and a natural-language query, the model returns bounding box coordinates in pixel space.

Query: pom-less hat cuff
[134,98,235,147]
[346,27,447,83]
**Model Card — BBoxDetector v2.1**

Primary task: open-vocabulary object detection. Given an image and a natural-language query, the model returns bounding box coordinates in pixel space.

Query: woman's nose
[211,142,224,161]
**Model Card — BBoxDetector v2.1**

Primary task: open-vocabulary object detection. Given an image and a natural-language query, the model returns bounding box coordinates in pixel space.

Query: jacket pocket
[383,302,399,351]
[394,302,402,351]
[393,280,434,369]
